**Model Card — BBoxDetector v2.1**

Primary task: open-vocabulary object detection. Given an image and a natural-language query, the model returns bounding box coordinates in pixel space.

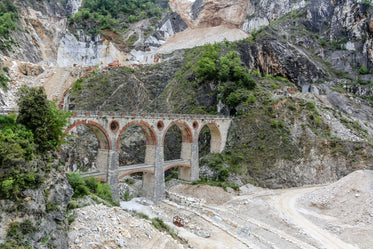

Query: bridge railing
[69,110,230,120]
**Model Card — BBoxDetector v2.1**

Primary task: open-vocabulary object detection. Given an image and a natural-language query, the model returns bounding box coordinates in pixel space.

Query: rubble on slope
[300,170,373,225]
[68,204,185,249]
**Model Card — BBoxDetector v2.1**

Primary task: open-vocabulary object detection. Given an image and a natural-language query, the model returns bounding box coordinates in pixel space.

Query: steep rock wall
[56,31,128,67]
[0,162,73,249]
[237,38,326,85]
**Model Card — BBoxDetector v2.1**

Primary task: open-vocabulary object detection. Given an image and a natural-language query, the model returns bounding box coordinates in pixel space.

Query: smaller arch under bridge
[64,111,231,203]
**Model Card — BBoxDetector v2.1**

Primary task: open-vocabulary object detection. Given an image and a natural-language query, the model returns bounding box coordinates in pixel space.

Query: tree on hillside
[16,85,70,153]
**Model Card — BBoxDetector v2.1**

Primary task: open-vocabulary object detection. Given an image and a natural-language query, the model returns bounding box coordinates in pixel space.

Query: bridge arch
[119,169,155,200]
[119,169,154,179]
[117,120,158,165]
[116,121,157,149]
[163,121,193,144]
[163,121,193,161]
[164,163,192,182]
[199,121,222,153]
[64,120,111,150]
[164,163,190,172]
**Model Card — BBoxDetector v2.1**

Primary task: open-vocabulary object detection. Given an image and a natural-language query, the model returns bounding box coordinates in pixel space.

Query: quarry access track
[275,187,359,249]
[161,197,317,249]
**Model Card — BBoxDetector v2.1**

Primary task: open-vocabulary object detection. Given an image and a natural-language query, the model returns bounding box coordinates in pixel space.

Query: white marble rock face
[169,0,250,29]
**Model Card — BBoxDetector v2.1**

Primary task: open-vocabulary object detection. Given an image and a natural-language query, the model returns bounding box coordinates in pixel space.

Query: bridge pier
[153,145,165,203]
[107,149,119,202]
[97,149,109,174]
[190,141,199,182]
[142,172,155,199]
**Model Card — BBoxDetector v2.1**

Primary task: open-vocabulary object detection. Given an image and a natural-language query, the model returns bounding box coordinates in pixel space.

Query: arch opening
[61,121,110,173]
[118,125,147,166]
[119,170,154,201]
[198,125,212,158]
[164,125,182,161]
[117,121,157,165]
[199,122,222,154]
[164,164,191,182]
[163,121,193,161]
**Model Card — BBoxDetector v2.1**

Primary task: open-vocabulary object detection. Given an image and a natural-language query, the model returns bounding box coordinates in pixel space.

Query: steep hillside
[65,37,373,187]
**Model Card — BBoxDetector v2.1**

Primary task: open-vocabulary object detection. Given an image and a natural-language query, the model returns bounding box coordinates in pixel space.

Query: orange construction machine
[108,60,120,67]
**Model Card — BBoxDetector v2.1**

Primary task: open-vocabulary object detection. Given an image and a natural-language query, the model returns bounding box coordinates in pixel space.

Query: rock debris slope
[299,170,373,248]
[68,204,185,249]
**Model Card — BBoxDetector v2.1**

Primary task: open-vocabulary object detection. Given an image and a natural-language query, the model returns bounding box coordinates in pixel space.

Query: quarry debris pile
[300,170,373,225]
[68,204,185,249]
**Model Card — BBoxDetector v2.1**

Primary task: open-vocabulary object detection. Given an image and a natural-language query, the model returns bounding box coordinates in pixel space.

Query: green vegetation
[0,86,70,199]
[0,0,18,49]
[68,0,166,35]
[358,65,370,75]
[71,78,83,92]
[193,178,239,191]
[0,220,35,248]
[194,43,256,109]
[0,73,9,89]
[17,85,71,153]
[67,173,118,205]
[361,0,372,8]
[165,168,178,181]
[128,211,178,239]
[151,217,177,239]
[0,113,41,199]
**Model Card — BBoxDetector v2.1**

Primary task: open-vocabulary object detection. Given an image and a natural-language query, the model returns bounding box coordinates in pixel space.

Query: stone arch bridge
[0,109,231,203]
[65,111,231,203]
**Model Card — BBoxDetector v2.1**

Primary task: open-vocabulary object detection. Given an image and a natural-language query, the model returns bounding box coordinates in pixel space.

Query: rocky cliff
[0,156,73,248]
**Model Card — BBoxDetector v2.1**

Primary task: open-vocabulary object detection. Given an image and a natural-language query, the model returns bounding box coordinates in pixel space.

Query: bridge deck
[81,159,191,179]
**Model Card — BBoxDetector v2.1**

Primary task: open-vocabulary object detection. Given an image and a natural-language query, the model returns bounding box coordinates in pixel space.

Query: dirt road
[275,187,359,249]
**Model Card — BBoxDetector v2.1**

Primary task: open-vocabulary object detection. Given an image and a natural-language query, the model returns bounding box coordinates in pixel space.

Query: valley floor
[69,170,373,249]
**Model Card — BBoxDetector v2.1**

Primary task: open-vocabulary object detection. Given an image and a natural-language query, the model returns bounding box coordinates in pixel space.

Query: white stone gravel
[68,204,185,249]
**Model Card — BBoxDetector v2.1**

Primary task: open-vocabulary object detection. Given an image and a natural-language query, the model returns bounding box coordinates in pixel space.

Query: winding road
[275,187,359,249]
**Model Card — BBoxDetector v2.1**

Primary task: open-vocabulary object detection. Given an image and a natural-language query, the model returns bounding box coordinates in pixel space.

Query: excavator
[108,60,120,68]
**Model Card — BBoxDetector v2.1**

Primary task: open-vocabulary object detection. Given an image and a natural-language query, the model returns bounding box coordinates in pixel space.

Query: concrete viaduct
[64,111,231,203]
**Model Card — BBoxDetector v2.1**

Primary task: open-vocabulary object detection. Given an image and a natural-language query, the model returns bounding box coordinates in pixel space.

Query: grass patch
[67,173,119,206]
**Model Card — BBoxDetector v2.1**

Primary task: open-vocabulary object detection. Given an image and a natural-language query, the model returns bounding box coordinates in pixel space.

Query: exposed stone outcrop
[68,204,185,248]
[0,160,73,249]
[169,0,250,29]
[145,12,188,47]
[157,26,248,53]
[56,31,128,67]
[156,0,250,52]
[242,0,306,32]
[18,62,44,76]
[237,37,326,85]
[65,0,83,15]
